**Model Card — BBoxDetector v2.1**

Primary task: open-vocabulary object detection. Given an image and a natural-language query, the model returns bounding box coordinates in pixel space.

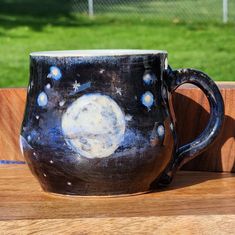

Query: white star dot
[43,173,47,177]
[157,125,165,137]
[36,115,40,120]
[73,80,81,92]
[45,83,51,89]
[59,100,65,107]
[49,160,54,164]
[115,87,122,96]
[67,181,72,186]
[125,114,133,121]
[99,69,105,74]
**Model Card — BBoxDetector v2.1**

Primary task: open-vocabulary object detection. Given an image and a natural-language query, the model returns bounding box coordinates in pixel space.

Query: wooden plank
[0,165,234,234]
[0,83,234,172]
[1,215,235,235]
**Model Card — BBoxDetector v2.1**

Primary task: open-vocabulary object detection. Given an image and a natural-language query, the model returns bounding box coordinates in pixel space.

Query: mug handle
[157,67,224,186]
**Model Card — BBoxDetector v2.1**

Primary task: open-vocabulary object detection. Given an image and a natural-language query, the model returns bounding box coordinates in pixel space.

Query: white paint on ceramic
[45,83,51,89]
[115,87,122,96]
[37,91,48,107]
[99,69,105,74]
[157,125,165,137]
[164,57,168,70]
[141,91,154,111]
[71,82,91,95]
[125,114,133,122]
[143,73,156,85]
[30,49,167,57]
[62,93,126,159]
[73,80,81,92]
[59,100,65,107]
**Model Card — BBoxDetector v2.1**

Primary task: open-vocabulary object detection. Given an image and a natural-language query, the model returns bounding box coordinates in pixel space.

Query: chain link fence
[72,0,235,23]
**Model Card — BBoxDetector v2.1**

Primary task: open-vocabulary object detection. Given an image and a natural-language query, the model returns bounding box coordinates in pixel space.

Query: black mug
[20,50,224,196]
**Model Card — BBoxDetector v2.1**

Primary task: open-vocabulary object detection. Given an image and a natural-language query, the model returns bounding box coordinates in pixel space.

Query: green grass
[0,0,235,87]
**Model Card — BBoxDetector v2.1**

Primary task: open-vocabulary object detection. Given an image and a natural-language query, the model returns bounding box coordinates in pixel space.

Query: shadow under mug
[20,50,224,196]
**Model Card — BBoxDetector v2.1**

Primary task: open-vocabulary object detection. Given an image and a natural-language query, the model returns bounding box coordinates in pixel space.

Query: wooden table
[0,165,234,234]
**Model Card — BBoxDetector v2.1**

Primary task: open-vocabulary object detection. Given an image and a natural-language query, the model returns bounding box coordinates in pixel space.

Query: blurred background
[0,0,234,87]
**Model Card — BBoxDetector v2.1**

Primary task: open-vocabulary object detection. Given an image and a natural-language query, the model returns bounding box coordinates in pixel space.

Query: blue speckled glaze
[20,50,224,195]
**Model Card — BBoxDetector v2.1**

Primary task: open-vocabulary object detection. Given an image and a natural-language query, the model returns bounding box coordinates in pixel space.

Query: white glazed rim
[30,49,167,57]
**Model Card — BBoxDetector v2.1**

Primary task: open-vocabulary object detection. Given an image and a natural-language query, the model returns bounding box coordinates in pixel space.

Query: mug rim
[30,49,167,57]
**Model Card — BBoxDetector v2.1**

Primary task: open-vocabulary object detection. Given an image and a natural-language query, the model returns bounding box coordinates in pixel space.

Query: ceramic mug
[20,50,224,196]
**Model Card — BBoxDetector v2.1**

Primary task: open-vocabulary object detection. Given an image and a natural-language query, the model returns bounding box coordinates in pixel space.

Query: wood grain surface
[1,215,235,235]
[0,83,234,172]
[0,88,26,161]
[0,165,234,234]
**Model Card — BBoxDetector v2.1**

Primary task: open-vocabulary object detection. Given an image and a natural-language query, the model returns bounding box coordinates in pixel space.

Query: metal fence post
[88,0,94,17]
[223,0,228,23]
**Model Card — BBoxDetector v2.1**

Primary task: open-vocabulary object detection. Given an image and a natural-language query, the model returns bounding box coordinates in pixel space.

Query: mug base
[43,189,151,198]
[40,184,152,197]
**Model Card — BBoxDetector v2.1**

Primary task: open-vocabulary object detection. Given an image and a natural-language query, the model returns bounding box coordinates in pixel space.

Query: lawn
[0,0,235,87]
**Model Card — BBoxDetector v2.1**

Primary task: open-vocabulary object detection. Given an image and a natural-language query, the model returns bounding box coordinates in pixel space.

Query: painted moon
[61,93,126,158]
